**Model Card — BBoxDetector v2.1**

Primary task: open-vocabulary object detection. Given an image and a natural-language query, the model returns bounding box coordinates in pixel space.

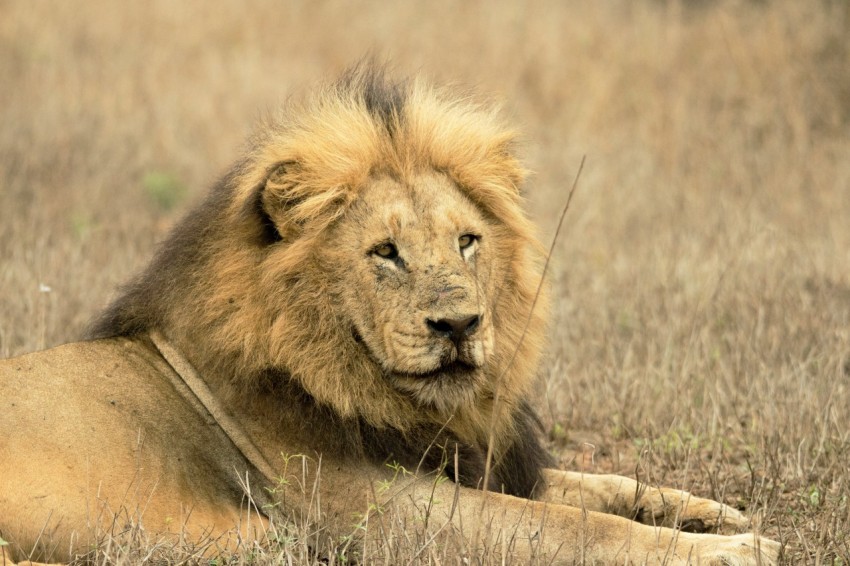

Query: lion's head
[89,66,547,447]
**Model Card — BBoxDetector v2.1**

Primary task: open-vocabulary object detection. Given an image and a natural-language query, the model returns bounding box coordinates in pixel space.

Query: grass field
[2,1,849,563]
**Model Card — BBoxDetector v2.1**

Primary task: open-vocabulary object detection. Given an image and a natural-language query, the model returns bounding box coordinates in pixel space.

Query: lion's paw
[679,500,750,535]
[692,533,780,566]
[637,492,751,535]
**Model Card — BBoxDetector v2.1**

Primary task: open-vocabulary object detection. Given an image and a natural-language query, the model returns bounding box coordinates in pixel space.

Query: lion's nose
[426,314,481,344]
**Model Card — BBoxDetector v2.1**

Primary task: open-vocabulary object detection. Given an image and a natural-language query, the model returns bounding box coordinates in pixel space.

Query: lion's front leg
[538,468,750,534]
[366,475,779,565]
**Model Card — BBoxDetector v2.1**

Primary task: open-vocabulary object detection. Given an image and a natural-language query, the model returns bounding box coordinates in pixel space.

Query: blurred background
[2,1,849,561]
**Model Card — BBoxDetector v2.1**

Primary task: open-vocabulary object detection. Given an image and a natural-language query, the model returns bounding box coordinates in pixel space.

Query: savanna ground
[1,1,849,564]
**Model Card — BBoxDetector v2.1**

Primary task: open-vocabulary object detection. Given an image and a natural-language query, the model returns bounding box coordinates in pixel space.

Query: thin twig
[481,155,587,497]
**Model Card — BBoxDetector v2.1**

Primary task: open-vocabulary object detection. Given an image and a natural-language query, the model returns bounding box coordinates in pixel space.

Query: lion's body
[0,67,779,564]
[0,338,266,558]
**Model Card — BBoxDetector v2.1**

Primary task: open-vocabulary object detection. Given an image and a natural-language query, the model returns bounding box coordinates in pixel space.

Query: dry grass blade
[481,155,586,495]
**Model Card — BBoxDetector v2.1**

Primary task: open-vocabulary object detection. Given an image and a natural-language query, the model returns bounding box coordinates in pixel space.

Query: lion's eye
[373,242,398,259]
[458,234,478,250]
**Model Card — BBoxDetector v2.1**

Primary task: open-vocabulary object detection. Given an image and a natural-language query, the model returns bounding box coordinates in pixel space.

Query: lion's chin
[389,361,485,413]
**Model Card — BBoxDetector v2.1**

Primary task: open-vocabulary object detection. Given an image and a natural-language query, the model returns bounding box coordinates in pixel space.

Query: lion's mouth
[353,326,480,379]
[388,358,484,411]
[396,360,478,381]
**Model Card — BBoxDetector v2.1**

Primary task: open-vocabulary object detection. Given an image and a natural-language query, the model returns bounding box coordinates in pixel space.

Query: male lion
[1,67,779,564]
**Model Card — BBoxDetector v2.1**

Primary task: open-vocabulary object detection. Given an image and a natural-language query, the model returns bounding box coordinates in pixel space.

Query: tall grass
[2,1,849,563]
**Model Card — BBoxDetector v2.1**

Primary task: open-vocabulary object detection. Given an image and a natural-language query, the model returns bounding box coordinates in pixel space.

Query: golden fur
[87,67,546,458]
[0,67,779,564]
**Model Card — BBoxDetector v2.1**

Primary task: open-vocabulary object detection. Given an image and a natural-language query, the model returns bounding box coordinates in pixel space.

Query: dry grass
[2,1,849,563]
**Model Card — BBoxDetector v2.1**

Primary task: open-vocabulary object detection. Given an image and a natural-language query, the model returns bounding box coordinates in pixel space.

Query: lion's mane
[87,66,551,496]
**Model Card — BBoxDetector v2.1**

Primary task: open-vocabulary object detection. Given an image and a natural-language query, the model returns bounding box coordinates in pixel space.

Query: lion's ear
[252,161,305,245]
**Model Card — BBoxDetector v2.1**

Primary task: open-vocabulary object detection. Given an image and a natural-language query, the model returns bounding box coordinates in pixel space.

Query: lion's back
[0,338,261,561]
[1,338,181,439]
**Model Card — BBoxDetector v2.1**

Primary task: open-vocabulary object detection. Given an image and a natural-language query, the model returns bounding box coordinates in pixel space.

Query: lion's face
[323,171,498,412]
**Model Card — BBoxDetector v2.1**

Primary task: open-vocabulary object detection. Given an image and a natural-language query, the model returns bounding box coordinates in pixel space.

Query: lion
[0,66,779,565]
